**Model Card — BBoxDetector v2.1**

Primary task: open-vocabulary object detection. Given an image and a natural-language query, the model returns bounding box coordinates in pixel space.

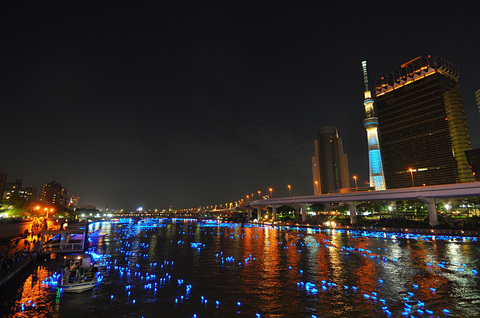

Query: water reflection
[1,219,479,317]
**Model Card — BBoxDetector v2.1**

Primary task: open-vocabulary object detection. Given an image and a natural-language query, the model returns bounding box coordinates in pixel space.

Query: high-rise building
[362,61,386,190]
[0,171,6,200]
[375,56,475,188]
[475,89,480,115]
[312,126,350,194]
[466,149,480,181]
[41,180,68,206]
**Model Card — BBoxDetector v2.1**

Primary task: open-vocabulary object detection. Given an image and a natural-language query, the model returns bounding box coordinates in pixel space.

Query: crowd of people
[0,217,52,282]
[0,236,34,281]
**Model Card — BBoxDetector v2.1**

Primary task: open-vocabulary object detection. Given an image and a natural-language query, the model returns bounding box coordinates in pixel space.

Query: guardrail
[254,221,480,237]
[340,225,480,237]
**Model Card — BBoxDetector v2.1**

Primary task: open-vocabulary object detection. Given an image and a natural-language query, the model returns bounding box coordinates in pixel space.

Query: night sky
[2,2,480,211]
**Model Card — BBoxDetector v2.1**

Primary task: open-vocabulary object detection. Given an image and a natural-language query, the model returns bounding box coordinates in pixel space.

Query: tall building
[312,127,350,194]
[466,149,480,181]
[41,180,68,206]
[375,56,475,188]
[476,89,480,115]
[362,61,386,190]
[0,171,6,200]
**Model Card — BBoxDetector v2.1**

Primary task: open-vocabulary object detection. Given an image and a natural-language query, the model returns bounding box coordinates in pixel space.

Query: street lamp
[353,176,358,191]
[269,188,273,198]
[287,185,291,196]
[258,190,261,199]
[408,168,415,187]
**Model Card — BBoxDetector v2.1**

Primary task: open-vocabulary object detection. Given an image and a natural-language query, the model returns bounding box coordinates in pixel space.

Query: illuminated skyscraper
[375,56,475,188]
[312,127,350,194]
[361,61,386,190]
[475,89,480,115]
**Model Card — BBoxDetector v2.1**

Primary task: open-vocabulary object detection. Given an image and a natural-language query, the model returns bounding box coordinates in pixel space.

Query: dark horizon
[2,2,479,211]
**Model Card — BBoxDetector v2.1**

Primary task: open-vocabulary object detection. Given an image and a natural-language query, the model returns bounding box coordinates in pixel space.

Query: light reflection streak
[10,266,59,318]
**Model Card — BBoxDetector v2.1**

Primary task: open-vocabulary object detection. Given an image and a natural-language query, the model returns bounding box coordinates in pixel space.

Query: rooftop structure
[374,56,474,188]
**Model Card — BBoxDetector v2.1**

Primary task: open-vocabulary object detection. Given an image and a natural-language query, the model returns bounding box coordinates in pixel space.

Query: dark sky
[2,2,480,211]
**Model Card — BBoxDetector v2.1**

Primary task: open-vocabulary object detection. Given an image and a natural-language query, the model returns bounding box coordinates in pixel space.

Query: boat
[60,253,100,293]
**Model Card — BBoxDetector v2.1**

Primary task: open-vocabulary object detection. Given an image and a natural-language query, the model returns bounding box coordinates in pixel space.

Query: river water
[1,218,479,317]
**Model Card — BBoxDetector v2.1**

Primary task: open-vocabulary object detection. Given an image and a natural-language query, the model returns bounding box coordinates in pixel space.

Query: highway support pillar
[299,204,308,223]
[256,206,262,221]
[418,197,438,227]
[271,205,277,221]
[347,202,357,225]
[247,208,252,220]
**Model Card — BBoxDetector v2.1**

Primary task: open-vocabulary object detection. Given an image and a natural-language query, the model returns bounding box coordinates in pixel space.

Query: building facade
[466,149,480,181]
[375,56,475,188]
[3,178,36,201]
[0,171,6,200]
[312,127,350,194]
[475,89,480,115]
[41,180,68,207]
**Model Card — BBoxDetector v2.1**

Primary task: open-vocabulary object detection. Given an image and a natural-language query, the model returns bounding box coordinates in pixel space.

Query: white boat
[60,253,100,293]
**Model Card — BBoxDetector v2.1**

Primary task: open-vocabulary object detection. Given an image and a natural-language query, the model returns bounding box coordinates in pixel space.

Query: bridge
[242,182,480,226]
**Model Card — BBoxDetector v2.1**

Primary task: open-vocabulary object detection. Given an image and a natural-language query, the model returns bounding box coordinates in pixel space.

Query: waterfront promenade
[0,218,59,288]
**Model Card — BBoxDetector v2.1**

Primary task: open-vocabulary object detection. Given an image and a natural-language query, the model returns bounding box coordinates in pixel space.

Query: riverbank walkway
[0,219,88,288]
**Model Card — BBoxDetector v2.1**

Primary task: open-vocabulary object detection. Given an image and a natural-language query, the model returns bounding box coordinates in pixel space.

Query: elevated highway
[242,182,480,226]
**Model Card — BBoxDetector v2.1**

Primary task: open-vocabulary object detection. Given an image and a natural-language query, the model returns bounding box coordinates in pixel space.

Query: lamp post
[408,168,415,187]
[445,204,451,214]
[287,185,291,196]
[258,190,261,199]
[353,176,358,191]
[269,188,273,198]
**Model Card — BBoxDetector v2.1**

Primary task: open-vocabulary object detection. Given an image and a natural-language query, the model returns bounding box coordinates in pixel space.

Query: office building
[362,61,386,190]
[375,56,475,188]
[312,127,350,194]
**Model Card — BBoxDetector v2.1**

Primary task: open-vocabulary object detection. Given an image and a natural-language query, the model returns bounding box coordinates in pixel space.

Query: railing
[333,225,480,237]
[254,221,480,237]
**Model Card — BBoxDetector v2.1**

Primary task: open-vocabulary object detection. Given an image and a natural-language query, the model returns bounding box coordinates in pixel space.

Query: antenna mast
[361,61,369,91]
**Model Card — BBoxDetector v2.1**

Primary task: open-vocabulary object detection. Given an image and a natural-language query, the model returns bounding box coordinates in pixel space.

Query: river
[1,218,479,317]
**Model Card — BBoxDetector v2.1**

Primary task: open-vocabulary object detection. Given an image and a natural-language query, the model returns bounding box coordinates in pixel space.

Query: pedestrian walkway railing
[254,221,480,237]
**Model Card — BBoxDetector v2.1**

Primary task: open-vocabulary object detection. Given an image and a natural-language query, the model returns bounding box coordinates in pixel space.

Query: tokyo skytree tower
[362,61,386,190]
